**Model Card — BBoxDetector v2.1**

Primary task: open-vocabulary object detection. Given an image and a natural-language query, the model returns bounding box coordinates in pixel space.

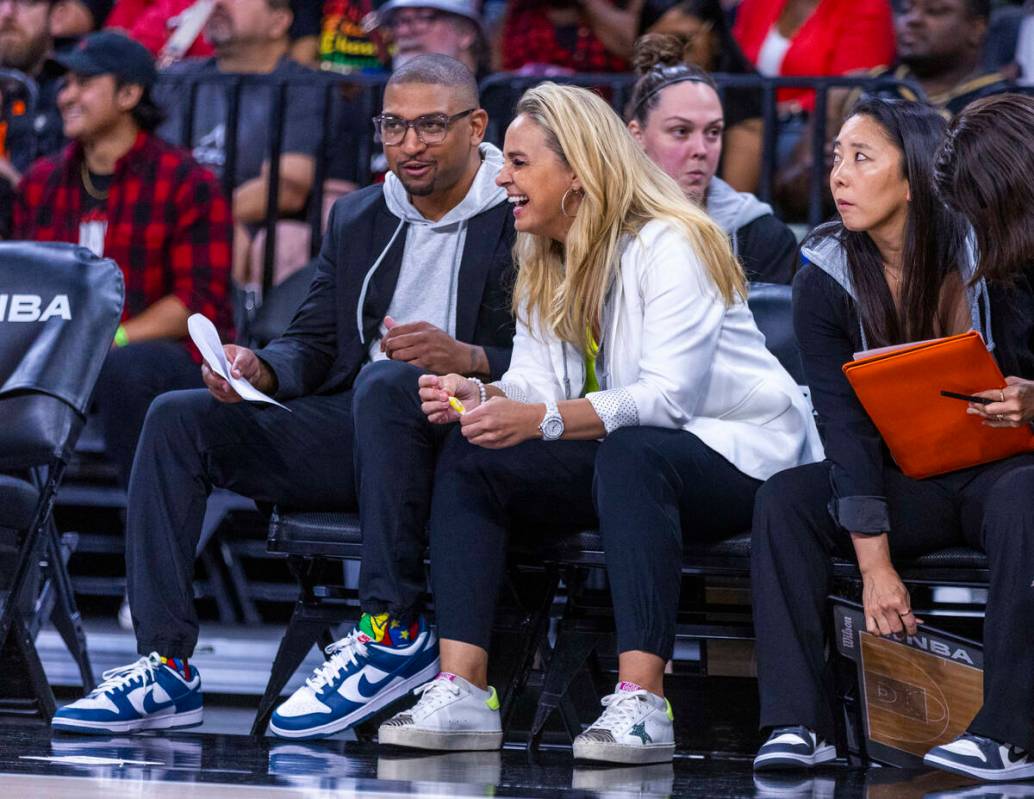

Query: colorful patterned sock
[358,612,421,647]
[160,656,191,680]
[357,611,390,643]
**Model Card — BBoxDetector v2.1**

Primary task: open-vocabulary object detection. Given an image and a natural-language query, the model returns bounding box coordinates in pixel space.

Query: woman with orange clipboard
[750,96,1034,782]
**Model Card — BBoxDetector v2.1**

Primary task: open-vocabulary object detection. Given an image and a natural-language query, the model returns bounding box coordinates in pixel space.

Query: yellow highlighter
[448,396,466,415]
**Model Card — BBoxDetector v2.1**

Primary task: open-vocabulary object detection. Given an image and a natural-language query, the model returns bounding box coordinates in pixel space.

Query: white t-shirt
[757,25,792,77]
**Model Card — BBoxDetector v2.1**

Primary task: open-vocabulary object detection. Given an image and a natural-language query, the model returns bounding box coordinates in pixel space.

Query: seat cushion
[268,510,362,558]
[0,472,40,531]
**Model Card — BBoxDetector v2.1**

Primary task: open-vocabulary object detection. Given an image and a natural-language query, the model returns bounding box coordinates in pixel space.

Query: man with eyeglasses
[376,0,485,75]
[52,53,517,739]
[0,0,66,235]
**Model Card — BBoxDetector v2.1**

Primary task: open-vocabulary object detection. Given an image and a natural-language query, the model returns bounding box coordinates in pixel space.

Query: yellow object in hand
[449,396,466,415]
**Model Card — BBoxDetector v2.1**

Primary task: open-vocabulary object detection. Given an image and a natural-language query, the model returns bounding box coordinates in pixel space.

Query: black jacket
[793,252,1034,535]
[256,185,516,400]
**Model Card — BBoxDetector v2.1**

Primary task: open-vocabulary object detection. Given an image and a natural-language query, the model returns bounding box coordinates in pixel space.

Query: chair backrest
[747,281,805,385]
[0,242,124,469]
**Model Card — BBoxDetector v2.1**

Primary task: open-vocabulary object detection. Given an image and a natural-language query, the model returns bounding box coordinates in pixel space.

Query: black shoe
[753,726,837,771]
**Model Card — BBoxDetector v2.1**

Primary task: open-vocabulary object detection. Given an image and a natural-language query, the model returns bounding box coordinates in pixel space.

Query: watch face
[542,416,565,440]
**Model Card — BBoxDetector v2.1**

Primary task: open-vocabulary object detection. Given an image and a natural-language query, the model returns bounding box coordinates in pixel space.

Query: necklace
[80,161,110,201]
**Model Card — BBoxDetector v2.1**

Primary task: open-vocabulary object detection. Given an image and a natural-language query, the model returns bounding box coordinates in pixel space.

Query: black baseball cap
[54,31,158,88]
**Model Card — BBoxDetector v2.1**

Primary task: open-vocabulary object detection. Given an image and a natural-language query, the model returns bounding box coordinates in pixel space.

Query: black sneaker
[753,726,837,771]
[924,732,1034,782]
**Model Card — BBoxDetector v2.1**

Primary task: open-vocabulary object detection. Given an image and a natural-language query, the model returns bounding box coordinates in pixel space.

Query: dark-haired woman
[627,33,798,283]
[751,96,1034,783]
[637,0,766,193]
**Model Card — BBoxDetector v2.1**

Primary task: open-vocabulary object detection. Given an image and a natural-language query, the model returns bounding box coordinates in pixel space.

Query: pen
[940,389,993,405]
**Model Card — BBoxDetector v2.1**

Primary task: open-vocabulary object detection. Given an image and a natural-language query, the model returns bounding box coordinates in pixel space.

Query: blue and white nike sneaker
[924,732,1034,782]
[270,616,440,739]
[52,653,203,734]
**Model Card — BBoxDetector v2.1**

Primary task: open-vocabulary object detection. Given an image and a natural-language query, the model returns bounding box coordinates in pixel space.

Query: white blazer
[494,219,824,481]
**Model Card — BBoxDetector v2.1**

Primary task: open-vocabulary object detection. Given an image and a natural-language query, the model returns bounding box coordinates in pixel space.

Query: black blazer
[257,185,517,400]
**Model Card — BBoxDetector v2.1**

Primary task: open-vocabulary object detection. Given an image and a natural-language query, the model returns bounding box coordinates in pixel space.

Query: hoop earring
[561,188,583,218]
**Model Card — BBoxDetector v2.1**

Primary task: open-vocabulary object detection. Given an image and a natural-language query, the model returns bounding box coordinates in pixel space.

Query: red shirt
[106,0,214,60]
[13,131,233,360]
[501,0,629,73]
[733,0,895,111]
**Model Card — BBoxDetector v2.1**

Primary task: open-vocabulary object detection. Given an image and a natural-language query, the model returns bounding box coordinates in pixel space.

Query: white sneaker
[573,681,676,764]
[377,672,503,751]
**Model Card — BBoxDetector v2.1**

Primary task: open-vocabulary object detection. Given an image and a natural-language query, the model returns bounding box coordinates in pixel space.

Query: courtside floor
[0,722,1005,799]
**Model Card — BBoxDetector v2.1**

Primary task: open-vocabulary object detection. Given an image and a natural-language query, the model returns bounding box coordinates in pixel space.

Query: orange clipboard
[842,330,1034,478]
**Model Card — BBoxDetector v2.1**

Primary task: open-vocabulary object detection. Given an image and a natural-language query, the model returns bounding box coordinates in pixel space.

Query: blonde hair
[511,82,746,349]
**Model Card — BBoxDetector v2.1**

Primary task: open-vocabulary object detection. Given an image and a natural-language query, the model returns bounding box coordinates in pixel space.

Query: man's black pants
[751,455,1034,752]
[126,359,442,659]
[93,341,202,487]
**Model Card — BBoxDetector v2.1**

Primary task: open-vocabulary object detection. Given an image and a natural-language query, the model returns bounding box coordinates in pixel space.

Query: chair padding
[0,473,39,531]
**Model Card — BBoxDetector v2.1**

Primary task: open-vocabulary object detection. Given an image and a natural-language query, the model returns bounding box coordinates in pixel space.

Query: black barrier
[0,68,40,168]
[154,70,952,336]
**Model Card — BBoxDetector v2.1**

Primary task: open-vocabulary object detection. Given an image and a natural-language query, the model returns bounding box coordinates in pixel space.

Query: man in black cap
[13,30,234,490]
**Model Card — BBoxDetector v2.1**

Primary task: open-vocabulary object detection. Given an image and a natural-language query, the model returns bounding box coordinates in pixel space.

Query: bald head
[387,53,479,109]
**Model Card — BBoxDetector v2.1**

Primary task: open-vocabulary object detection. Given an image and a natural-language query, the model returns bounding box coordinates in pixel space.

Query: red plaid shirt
[13,131,233,361]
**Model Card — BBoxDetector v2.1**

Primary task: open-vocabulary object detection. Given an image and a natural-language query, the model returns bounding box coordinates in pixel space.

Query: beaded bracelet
[468,376,488,407]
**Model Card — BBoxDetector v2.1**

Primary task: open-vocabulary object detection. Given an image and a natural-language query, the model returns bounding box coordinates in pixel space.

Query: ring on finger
[1000,390,1006,403]
[996,413,1006,421]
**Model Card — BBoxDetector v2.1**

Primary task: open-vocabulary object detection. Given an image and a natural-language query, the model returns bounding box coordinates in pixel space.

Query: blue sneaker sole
[270,658,440,740]
[923,752,1034,782]
[52,707,204,735]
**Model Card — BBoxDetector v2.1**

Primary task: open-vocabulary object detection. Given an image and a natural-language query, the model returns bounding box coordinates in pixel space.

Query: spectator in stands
[868,0,1013,116]
[627,33,798,283]
[50,0,112,39]
[50,55,517,738]
[499,0,646,74]
[106,0,214,62]
[638,0,766,193]
[390,82,821,763]
[0,0,66,236]
[733,0,895,218]
[751,96,1034,782]
[375,0,485,75]
[13,31,233,488]
[157,0,323,288]
[918,90,1034,785]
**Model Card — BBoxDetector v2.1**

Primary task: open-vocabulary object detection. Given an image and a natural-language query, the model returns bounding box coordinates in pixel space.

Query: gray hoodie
[705,176,776,259]
[800,227,994,353]
[364,143,507,360]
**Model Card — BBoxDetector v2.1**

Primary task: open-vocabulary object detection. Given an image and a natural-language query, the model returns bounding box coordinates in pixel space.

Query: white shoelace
[591,689,649,732]
[92,652,163,696]
[410,678,462,714]
[306,630,369,692]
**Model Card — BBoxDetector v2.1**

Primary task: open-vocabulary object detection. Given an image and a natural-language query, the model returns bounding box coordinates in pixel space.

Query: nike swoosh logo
[339,668,398,704]
[142,692,176,714]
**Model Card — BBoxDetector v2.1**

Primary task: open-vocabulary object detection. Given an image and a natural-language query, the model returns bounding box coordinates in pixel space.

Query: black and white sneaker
[753,726,837,771]
[924,732,1034,782]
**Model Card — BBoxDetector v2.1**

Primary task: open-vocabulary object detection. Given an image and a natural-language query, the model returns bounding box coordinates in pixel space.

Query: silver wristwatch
[539,400,565,441]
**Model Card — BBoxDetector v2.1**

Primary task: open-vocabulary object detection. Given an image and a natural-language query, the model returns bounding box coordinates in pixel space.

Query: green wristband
[113,325,129,348]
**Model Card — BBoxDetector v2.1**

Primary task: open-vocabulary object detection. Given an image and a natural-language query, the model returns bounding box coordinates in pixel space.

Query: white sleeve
[491,306,562,403]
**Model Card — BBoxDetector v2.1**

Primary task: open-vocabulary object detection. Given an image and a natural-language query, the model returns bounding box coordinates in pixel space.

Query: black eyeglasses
[372,108,476,146]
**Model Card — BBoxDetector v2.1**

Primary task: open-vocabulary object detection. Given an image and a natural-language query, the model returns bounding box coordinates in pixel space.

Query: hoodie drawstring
[357,219,406,346]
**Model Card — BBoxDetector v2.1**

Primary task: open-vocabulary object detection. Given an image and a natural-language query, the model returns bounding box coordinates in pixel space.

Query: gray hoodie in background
[368,143,507,362]
[706,177,798,284]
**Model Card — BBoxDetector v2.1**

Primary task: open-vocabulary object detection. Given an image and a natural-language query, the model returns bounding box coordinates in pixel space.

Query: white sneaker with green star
[573,681,675,764]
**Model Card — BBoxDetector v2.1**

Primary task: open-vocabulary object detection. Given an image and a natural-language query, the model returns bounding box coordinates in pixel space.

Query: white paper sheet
[188,313,290,411]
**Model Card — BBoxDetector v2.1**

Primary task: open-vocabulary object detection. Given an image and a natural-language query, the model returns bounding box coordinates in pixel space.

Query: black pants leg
[428,431,600,651]
[352,360,451,618]
[126,388,356,659]
[751,461,961,742]
[93,341,203,488]
[958,456,1034,751]
[593,427,761,661]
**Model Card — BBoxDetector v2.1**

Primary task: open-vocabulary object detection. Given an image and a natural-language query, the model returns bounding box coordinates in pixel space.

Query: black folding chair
[0,241,123,723]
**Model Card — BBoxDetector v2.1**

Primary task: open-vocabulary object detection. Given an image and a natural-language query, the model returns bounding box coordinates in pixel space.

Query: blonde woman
[379,83,823,764]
